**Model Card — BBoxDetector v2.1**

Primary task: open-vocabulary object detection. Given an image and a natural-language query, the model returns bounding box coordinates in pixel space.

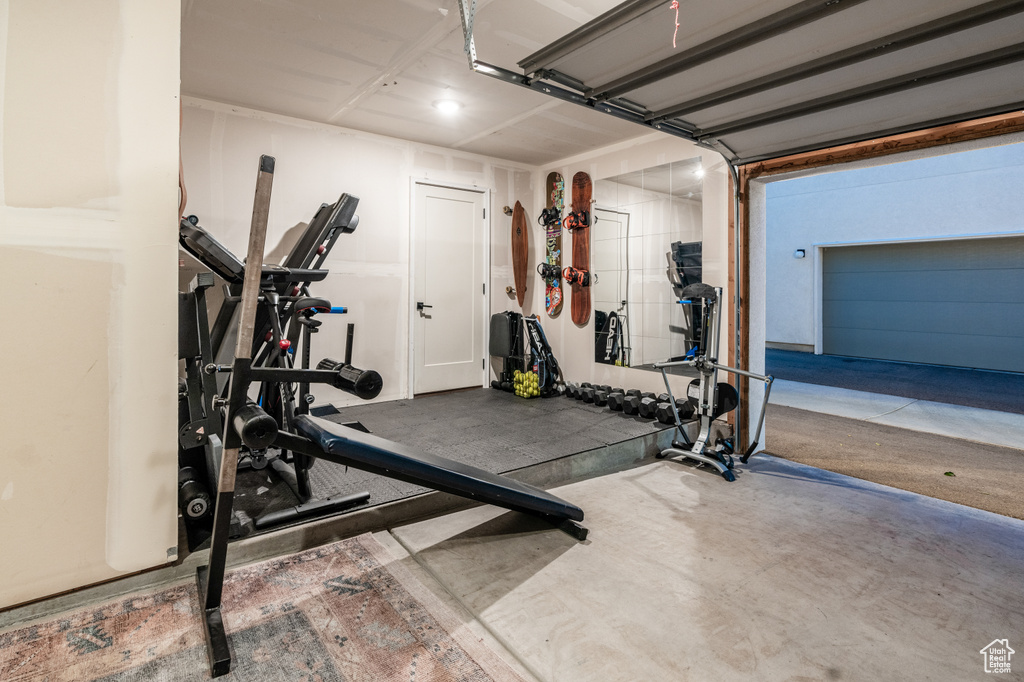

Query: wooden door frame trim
[730,110,1024,449]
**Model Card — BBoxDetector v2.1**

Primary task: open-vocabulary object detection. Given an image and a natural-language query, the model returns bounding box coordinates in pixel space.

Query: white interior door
[413,183,487,394]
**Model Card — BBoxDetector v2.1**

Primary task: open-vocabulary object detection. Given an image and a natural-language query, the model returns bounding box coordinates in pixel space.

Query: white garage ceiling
[180,0,646,165]
[182,0,1024,167]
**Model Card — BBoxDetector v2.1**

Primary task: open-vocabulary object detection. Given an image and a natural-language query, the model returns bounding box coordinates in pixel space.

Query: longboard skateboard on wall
[567,171,592,326]
[537,172,564,317]
[511,200,528,307]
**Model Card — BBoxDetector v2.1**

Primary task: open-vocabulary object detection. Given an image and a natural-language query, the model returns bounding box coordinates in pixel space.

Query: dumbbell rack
[655,284,773,482]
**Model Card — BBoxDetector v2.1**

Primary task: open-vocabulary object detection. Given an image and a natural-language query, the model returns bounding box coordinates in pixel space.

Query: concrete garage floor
[375,458,1024,682]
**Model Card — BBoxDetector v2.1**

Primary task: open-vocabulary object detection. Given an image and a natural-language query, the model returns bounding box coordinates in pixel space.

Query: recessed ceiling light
[694,167,705,178]
[433,99,463,114]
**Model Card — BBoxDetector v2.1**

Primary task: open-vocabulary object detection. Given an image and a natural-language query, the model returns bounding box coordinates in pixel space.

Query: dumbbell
[594,390,609,407]
[625,389,642,398]
[655,399,697,425]
[637,397,659,419]
[582,387,596,403]
[622,394,641,415]
[657,393,671,404]
[640,392,656,401]
[565,382,579,399]
[655,402,675,425]
[581,382,593,389]
[610,387,624,395]
[597,384,613,393]
[607,391,626,411]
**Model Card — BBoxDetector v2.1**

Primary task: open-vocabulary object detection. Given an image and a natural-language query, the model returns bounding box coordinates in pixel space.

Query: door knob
[416,302,432,311]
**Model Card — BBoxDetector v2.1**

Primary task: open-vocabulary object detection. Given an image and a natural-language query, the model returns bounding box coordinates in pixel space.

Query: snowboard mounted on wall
[567,171,592,326]
[537,172,564,317]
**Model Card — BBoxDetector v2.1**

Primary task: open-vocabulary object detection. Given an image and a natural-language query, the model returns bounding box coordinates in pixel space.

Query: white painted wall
[180,105,734,418]
[766,137,1024,349]
[0,0,180,608]
[529,134,731,397]
[180,98,536,406]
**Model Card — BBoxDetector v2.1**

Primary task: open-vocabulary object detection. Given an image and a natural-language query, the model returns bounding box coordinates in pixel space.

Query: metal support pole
[344,323,354,366]
[198,155,275,678]
[727,162,744,452]
[659,366,693,446]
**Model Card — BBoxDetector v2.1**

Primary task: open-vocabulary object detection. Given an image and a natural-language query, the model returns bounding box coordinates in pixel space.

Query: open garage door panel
[506,0,1024,164]
[822,237,1024,373]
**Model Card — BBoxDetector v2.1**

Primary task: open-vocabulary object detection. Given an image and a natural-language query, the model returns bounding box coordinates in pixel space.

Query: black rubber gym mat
[228,388,662,532]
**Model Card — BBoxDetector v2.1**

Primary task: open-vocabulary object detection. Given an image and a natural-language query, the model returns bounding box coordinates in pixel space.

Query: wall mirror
[592,157,704,372]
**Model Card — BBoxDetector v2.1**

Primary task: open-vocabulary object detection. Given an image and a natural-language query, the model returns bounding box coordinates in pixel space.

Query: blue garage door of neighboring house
[822,236,1024,373]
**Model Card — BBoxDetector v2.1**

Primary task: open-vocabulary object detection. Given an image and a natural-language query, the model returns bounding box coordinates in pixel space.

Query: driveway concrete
[770,379,1024,450]
[766,349,1024,414]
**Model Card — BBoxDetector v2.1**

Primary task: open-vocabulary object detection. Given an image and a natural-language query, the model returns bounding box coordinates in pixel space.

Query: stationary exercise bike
[654,283,774,481]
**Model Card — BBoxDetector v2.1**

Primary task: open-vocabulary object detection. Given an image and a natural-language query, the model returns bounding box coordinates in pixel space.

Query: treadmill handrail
[179,220,245,284]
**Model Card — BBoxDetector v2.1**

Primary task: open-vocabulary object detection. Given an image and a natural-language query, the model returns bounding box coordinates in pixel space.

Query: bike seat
[294,297,332,315]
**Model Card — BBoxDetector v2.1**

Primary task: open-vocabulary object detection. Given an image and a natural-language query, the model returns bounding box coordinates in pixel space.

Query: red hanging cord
[670,1,680,49]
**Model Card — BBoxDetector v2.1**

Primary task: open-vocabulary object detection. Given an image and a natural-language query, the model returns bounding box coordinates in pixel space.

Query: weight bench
[287,415,585,526]
[197,156,588,678]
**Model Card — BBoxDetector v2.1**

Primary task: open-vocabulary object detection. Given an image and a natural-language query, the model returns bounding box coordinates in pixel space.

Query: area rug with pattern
[0,534,526,681]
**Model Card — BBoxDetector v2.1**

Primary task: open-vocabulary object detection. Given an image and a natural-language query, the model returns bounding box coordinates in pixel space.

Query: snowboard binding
[563,210,590,232]
[562,266,596,287]
[537,206,561,227]
[537,262,561,280]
